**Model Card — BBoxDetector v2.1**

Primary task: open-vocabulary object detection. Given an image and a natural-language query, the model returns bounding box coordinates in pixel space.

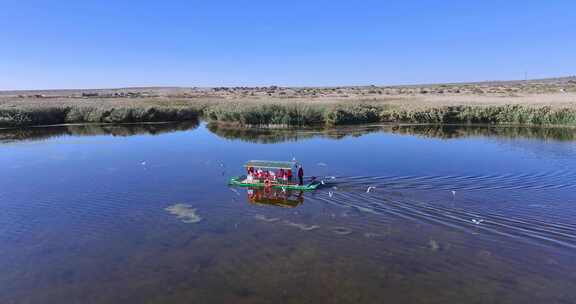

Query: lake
[1,123,575,303]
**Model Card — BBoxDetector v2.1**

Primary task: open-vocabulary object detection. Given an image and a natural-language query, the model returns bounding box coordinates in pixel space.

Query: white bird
[328,191,333,198]
[451,190,456,196]
[321,180,326,185]
[471,219,484,225]
[366,186,376,193]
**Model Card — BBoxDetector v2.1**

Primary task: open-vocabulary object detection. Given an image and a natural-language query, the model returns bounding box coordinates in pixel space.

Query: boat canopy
[244,160,296,170]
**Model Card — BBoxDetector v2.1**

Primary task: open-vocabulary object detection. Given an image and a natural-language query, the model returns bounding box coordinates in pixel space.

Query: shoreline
[2,101,576,129]
[2,78,576,128]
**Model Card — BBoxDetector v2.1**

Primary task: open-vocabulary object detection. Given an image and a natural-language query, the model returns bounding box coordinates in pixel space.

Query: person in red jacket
[297,165,304,185]
[286,169,292,182]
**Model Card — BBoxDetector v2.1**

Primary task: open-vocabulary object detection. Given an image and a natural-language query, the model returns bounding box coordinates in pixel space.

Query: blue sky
[1,0,575,89]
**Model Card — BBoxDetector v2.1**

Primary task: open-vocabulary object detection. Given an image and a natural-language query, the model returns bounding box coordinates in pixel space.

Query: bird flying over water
[367,186,376,193]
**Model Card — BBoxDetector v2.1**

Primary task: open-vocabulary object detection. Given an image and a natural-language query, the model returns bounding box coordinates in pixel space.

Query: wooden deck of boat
[228,176,320,191]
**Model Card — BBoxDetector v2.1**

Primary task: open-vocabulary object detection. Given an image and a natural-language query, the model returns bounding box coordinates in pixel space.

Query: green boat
[228,160,321,191]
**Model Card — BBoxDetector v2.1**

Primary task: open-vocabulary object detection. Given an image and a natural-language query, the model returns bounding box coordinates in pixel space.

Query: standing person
[298,165,304,185]
[286,169,292,182]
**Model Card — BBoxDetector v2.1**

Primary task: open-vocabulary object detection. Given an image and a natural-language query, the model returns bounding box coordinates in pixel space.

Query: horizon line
[1,75,575,93]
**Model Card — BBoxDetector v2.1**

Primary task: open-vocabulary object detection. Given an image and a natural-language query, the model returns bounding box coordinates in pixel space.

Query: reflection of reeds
[208,123,576,143]
[389,124,576,141]
[3,120,573,144]
[0,121,199,143]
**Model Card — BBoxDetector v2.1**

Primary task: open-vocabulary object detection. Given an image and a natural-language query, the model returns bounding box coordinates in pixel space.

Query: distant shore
[1,77,576,128]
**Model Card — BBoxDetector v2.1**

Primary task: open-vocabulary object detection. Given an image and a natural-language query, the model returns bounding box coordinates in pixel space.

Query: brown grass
[1,82,576,128]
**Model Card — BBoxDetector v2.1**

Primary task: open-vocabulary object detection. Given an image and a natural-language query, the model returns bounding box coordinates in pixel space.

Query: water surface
[1,123,575,303]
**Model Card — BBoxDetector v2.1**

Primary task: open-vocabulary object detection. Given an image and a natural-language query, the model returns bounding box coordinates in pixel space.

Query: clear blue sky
[1,0,575,89]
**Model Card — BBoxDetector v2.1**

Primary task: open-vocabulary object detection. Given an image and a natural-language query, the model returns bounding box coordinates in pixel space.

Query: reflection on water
[2,121,575,144]
[209,122,576,143]
[1,122,576,303]
[0,120,199,143]
[246,187,305,208]
[389,124,576,141]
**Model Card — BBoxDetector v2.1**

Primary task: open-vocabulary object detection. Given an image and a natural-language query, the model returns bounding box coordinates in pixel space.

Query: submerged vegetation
[165,203,202,224]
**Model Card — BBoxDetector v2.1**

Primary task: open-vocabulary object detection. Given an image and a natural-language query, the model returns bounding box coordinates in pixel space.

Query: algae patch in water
[429,240,440,252]
[165,203,202,224]
[282,220,320,231]
[254,214,280,222]
[331,226,353,235]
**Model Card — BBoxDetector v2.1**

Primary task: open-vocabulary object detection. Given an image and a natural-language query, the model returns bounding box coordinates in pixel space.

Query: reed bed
[2,95,576,128]
[0,98,205,128]
[204,102,576,127]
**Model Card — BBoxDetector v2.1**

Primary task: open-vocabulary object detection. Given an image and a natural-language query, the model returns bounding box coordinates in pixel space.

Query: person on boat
[286,169,292,182]
[278,168,285,181]
[246,174,254,183]
[298,165,304,185]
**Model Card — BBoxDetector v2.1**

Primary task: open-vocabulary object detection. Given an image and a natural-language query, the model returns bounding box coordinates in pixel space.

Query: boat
[228,160,321,191]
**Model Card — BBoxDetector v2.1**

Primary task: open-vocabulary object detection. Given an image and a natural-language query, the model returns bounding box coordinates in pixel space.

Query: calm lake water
[1,123,576,304]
